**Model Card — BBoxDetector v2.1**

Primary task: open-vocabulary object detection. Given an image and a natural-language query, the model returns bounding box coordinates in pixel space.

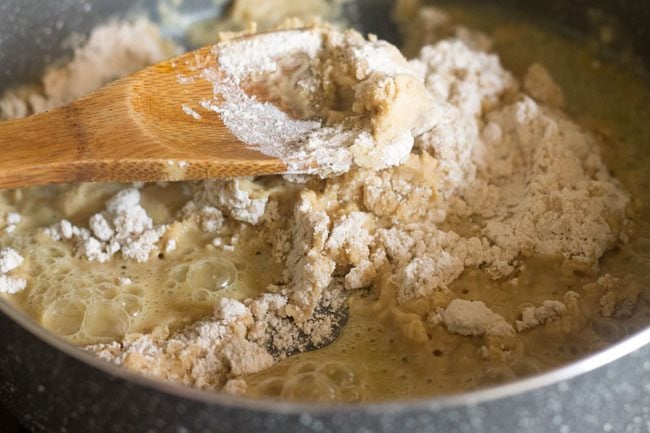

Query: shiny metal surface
[1,1,650,432]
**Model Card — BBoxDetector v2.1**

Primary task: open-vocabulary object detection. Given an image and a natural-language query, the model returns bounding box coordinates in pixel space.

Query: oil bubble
[281,372,337,402]
[42,297,86,335]
[116,294,143,317]
[317,362,357,386]
[170,264,189,283]
[187,257,236,291]
[84,300,129,339]
[257,377,286,397]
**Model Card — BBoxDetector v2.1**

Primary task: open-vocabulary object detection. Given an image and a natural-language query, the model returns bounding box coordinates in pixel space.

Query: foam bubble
[116,294,143,317]
[187,257,237,291]
[281,372,337,401]
[42,297,86,335]
[84,300,129,339]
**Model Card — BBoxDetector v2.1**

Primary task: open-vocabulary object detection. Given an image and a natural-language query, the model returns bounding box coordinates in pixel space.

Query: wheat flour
[45,32,634,393]
[0,247,26,294]
[429,299,514,337]
[45,188,168,263]
[0,10,637,398]
[191,26,432,177]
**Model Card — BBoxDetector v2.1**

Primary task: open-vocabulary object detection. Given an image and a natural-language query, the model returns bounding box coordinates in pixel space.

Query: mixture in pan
[1,0,650,401]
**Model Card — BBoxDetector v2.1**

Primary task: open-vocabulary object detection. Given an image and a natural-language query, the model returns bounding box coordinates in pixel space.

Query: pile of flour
[0,15,632,394]
[44,187,168,263]
[117,32,629,390]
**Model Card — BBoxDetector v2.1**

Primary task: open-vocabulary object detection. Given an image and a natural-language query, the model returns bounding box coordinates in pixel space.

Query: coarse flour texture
[0,247,26,294]
[93,24,630,392]
[0,15,633,396]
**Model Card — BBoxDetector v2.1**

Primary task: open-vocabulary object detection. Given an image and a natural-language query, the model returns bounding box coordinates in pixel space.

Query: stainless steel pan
[1,1,649,432]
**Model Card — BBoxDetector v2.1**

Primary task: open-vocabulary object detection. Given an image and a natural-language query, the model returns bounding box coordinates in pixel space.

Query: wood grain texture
[0,44,289,190]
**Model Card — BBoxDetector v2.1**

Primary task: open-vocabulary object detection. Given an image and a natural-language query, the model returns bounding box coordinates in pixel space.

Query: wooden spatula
[0,37,296,190]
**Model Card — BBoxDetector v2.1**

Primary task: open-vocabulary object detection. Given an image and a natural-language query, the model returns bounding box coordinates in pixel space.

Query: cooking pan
[1,1,649,432]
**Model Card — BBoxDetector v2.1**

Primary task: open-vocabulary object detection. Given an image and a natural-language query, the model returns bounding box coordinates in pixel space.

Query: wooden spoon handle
[0,106,81,188]
[0,83,144,189]
[0,44,287,190]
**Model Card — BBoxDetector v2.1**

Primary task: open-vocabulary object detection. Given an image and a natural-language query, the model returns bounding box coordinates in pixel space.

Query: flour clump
[0,247,26,294]
[430,299,514,337]
[45,188,168,263]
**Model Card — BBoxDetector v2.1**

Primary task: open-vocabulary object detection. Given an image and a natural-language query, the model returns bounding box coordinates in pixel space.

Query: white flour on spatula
[189,26,433,177]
